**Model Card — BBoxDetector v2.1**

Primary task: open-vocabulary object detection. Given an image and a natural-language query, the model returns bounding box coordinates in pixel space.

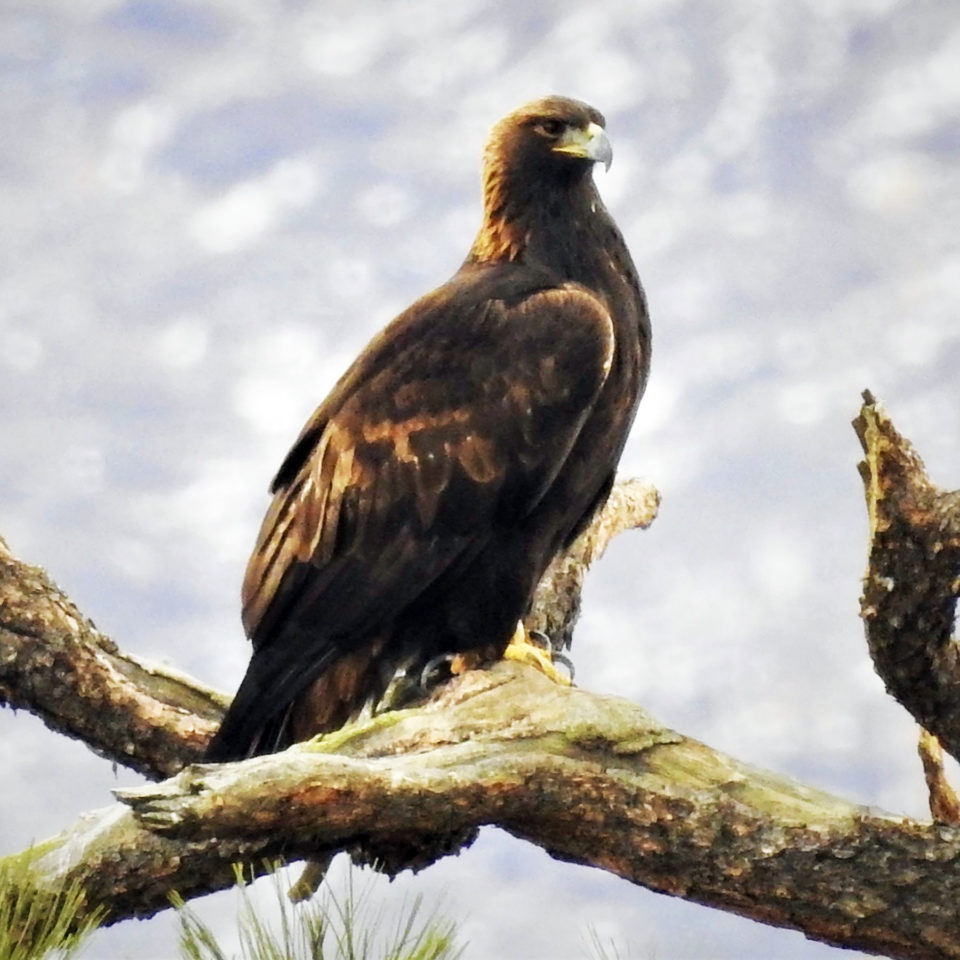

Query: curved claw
[551,651,575,682]
[528,629,553,651]
[419,653,454,690]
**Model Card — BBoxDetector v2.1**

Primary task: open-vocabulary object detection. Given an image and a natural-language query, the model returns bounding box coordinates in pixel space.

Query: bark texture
[853,391,960,763]
[0,537,225,779]
[3,435,960,960]
[12,662,960,960]
[527,475,660,646]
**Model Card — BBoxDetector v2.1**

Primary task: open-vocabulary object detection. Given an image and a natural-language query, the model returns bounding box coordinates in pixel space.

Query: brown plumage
[206,96,651,761]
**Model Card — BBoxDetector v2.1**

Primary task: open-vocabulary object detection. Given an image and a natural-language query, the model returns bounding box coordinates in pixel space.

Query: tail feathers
[205,641,335,762]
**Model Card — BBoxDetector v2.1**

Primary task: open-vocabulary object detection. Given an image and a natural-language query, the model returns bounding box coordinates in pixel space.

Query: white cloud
[0,329,43,372]
[99,99,176,194]
[846,152,940,212]
[777,380,831,426]
[356,181,414,227]
[189,158,322,254]
[154,317,209,369]
[301,25,386,77]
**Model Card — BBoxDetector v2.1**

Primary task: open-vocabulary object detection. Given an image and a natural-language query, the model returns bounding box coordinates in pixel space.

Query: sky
[2,0,960,957]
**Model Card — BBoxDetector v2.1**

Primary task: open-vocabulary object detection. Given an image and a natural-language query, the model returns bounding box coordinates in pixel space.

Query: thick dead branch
[0,478,658,780]
[7,662,960,960]
[527,476,660,645]
[0,537,225,779]
[853,391,960,763]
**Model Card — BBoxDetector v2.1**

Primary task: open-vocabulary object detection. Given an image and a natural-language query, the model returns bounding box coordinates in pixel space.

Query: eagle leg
[502,620,573,685]
[414,623,575,694]
[528,629,576,680]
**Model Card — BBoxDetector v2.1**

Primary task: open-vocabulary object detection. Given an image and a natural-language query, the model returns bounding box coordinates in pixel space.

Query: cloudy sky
[3,0,959,957]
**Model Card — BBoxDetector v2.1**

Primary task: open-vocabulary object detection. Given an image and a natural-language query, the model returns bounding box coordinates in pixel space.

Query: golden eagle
[207,96,650,761]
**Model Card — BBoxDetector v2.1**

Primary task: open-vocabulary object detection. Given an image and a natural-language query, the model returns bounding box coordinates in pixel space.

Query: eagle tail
[205,641,336,762]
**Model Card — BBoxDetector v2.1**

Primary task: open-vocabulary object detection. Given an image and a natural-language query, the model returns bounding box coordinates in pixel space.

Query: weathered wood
[6,436,960,960]
[0,538,224,779]
[918,728,960,825]
[11,662,960,960]
[527,476,660,646]
[853,392,960,764]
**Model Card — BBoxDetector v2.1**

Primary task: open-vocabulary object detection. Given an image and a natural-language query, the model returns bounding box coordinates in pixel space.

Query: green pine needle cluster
[585,926,625,960]
[0,851,106,960]
[174,864,464,960]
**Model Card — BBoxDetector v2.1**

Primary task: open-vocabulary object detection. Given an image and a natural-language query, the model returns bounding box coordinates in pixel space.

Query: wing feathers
[242,275,616,659]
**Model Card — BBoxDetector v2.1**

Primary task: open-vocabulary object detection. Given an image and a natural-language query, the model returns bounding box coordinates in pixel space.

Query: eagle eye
[534,118,566,139]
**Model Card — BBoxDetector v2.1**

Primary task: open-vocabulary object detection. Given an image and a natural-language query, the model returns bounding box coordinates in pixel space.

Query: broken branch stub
[853,390,960,763]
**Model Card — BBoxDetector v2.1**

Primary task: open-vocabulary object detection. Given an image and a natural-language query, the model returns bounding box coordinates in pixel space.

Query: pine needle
[0,851,106,960]
[174,863,463,960]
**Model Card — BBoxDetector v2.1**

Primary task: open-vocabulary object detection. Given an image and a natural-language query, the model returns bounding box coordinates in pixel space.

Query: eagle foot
[418,653,455,690]
[527,629,553,650]
[416,625,574,693]
[417,650,487,691]
[502,621,573,685]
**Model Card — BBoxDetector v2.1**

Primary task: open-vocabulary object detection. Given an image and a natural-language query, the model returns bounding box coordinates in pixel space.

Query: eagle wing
[211,272,616,757]
[244,277,615,647]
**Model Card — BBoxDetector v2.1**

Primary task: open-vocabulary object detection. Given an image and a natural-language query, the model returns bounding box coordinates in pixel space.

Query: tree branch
[853,391,960,764]
[0,478,659,780]
[11,662,960,960]
[6,445,960,960]
[0,536,225,779]
[526,475,660,645]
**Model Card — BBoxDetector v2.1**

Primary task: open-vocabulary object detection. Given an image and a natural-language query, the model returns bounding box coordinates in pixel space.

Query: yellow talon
[501,621,572,685]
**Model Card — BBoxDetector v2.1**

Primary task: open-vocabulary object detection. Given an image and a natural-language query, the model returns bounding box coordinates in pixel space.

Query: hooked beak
[551,121,613,171]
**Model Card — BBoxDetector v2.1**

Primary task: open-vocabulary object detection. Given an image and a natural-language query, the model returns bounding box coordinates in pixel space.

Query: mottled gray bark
[0,537,225,779]
[11,663,960,960]
[854,392,960,764]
